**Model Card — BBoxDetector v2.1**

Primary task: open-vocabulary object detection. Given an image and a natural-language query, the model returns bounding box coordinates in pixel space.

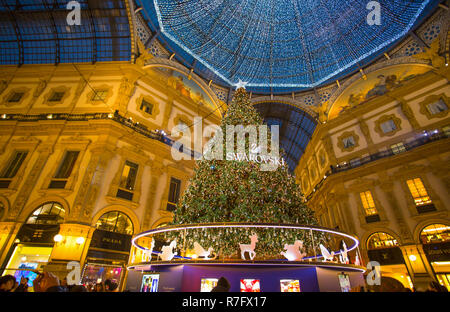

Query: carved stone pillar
[70,146,114,222]
[142,161,167,230]
[335,193,355,235]
[378,176,413,244]
[7,145,54,221]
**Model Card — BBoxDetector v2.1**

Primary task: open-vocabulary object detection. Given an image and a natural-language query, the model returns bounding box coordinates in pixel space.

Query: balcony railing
[0,111,202,159]
[306,130,449,201]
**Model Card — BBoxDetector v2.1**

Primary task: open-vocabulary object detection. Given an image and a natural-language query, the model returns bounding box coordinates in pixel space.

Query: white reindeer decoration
[239,233,258,260]
[158,239,177,261]
[319,244,335,262]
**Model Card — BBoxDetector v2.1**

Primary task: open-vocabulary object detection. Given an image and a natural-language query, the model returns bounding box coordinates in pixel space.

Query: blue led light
[145,0,438,92]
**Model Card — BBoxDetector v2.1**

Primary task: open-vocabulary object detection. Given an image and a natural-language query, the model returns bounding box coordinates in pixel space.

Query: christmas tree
[169,88,325,259]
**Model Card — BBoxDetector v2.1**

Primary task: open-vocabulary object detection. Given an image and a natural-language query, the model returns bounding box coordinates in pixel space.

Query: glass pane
[26,202,65,225]
[119,161,138,191]
[367,232,398,249]
[96,211,133,234]
[420,224,450,244]
[1,151,28,178]
[55,151,79,179]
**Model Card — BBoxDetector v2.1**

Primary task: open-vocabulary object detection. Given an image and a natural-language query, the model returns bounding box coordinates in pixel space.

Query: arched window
[367,232,399,250]
[0,201,5,220]
[95,211,133,235]
[420,224,450,244]
[26,202,65,225]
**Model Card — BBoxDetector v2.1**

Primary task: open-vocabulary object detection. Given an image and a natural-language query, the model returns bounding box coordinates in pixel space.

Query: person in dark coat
[211,277,230,292]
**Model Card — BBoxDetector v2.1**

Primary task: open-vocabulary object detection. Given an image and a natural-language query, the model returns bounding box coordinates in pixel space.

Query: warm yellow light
[432,261,450,265]
[76,237,85,245]
[53,234,63,243]
[409,255,417,261]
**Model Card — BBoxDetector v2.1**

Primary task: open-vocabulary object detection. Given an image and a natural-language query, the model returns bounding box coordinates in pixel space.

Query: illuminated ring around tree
[132,222,360,261]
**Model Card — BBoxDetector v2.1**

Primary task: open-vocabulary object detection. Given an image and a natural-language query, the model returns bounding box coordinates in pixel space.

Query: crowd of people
[0,273,119,292]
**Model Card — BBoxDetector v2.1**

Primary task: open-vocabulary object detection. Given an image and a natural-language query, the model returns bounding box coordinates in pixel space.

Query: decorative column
[400,244,436,290]
[70,145,115,222]
[378,175,413,244]
[0,222,22,269]
[142,160,167,230]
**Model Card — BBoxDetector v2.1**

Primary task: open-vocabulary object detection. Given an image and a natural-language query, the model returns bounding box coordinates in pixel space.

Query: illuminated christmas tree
[170,88,324,259]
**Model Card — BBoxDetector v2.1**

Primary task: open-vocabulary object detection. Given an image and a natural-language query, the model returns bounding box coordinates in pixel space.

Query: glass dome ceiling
[142,0,438,93]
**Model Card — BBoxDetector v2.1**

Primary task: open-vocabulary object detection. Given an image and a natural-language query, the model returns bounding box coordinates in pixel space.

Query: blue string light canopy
[147,0,437,93]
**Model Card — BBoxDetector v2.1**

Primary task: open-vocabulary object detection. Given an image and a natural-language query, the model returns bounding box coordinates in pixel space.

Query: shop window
[406,178,435,213]
[139,98,154,115]
[95,211,133,235]
[48,91,65,102]
[367,232,399,249]
[8,92,24,103]
[49,151,79,189]
[116,161,139,201]
[26,202,65,225]
[426,99,448,115]
[167,177,181,212]
[0,151,28,188]
[342,136,355,149]
[420,224,450,244]
[391,142,406,154]
[91,90,108,102]
[360,191,380,223]
[380,119,397,133]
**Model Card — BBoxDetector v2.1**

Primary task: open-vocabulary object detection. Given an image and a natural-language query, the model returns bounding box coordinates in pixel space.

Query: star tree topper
[235,79,248,90]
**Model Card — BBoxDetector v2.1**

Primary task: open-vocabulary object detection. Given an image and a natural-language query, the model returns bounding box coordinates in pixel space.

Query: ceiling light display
[148,0,437,92]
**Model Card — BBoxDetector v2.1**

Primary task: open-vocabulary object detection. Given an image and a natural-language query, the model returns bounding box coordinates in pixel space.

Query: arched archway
[83,209,137,291]
[366,231,412,290]
[418,223,450,291]
[1,202,66,281]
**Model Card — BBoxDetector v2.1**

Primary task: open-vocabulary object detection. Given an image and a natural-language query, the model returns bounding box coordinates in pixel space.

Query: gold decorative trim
[86,85,113,105]
[173,113,192,133]
[418,93,449,120]
[336,131,360,153]
[1,87,30,107]
[43,86,71,106]
[374,114,402,137]
[136,94,160,120]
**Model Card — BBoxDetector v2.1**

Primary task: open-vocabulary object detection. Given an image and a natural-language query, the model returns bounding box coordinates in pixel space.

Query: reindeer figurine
[158,239,177,261]
[239,233,258,260]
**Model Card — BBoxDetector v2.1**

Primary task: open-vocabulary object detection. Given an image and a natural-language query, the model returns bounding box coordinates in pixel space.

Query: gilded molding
[336,130,360,153]
[1,87,31,107]
[373,114,403,138]
[43,86,71,106]
[418,93,449,120]
[86,84,113,105]
[136,94,160,120]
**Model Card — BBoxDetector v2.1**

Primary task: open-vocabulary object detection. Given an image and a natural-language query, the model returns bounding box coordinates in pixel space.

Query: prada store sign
[90,229,132,252]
